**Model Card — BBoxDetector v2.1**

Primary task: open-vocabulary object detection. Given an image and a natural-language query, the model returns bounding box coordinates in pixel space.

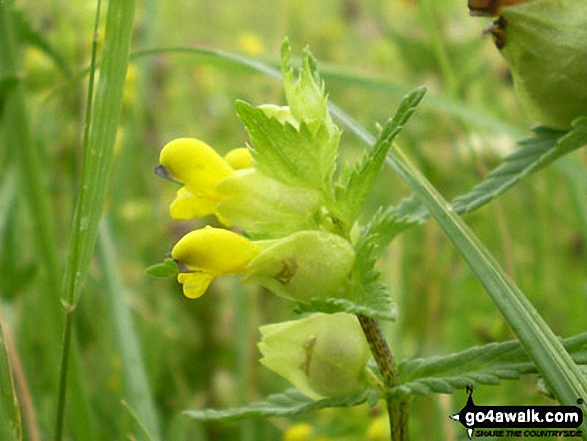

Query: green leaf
[355,119,587,256]
[393,332,587,397]
[145,258,178,278]
[184,388,375,423]
[388,146,587,431]
[281,40,327,126]
[236,100,340,191]
[0,325,22,441]
[334,87,426,225]
[452,118,587,214]
[293,294,396,321]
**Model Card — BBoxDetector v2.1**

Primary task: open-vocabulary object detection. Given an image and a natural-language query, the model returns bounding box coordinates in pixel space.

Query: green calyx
[500,0,587,129]
[245,230,355,301]
[258,313,371,400]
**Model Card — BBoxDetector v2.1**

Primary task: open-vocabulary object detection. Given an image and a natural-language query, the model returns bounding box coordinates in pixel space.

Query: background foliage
[0,0,586,440]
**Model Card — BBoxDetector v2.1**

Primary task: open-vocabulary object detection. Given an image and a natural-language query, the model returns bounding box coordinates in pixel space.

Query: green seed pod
[258,313,371,400]
[245,230,355,301]
[498,0,587,129]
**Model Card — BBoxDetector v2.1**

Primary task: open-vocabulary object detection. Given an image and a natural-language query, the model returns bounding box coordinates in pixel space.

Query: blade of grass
[0,3,96,439]
[97,220,161,440]
[46,46,523,138]
[387,145,587,436]
[55,0,136,438]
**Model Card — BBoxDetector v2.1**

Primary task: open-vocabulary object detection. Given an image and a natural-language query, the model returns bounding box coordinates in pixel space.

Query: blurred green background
[1,0,586,439]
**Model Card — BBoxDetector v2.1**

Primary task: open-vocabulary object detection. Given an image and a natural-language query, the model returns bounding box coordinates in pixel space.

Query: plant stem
[357,314,408,441]
[53,304,76,441]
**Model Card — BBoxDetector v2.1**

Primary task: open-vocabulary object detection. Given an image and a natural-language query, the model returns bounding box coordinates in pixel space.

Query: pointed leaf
[293,293,396,321]
[358,118,587,255]
[236,100,340,190]
[394,332,587,397]
[388,145,587,426]
[145,258,179,278]
[183,388,375,423]
[335,87,426,225]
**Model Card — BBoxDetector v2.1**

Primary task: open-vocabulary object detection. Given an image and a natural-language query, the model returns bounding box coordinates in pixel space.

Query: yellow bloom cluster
[158,138,257,298]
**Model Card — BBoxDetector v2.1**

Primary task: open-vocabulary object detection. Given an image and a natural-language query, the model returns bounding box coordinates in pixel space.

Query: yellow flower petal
[224,147,253,170]
[172,226,260,275]
[159,138,233,197]
[178,272,214,299]
[169,188,217,220]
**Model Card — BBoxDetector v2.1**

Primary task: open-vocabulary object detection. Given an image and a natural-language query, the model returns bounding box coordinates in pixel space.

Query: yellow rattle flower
[283,423,313,441]
[172,226,260,298]
[158,138,252,221]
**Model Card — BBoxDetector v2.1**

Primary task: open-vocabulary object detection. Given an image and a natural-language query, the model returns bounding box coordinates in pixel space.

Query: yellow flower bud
[224,147,254,170]
[172,226,260,298]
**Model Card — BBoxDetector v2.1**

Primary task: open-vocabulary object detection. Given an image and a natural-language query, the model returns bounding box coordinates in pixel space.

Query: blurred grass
[0,0,585,440]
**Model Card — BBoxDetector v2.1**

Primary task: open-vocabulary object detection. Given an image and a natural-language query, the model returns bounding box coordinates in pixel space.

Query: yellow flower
[158,138,252,221]
[367,415,391,441]
[237,32,265,56]
[283,423,313,441]
[171,226,260,298]
[159,138,232,220]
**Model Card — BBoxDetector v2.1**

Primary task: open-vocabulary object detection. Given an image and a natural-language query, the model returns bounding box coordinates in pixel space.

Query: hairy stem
[357,314,408,441]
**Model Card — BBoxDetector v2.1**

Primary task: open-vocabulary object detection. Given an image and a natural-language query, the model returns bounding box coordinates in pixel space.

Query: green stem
[357,314,408,441]
[53,305,76,441]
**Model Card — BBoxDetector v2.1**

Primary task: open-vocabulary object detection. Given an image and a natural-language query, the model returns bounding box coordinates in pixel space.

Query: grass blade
[55,0,136,439]
[97,220,161,440]
[387,145,587,436]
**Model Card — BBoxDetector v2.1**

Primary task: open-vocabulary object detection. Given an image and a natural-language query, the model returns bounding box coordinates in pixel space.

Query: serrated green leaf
[293,293,396,321]
[451,119,587,213]
[0,325,22,441]
[334,87,426,225]
[389,145,587,427]
[393,333,587,398]
[281,39,327,127]
[145,258,178,278]
[236,100,340,191]
[183,388,375,423]
[356,119,587,256]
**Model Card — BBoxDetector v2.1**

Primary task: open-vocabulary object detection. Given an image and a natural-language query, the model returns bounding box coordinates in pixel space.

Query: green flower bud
[245,230,355,301]
[258,313,371,400]
[216,169,323,237]
[496,0,587,129]
[281,40,328,127]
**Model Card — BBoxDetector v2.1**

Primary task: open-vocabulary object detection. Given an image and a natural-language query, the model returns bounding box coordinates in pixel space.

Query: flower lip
[171,226,261,298]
